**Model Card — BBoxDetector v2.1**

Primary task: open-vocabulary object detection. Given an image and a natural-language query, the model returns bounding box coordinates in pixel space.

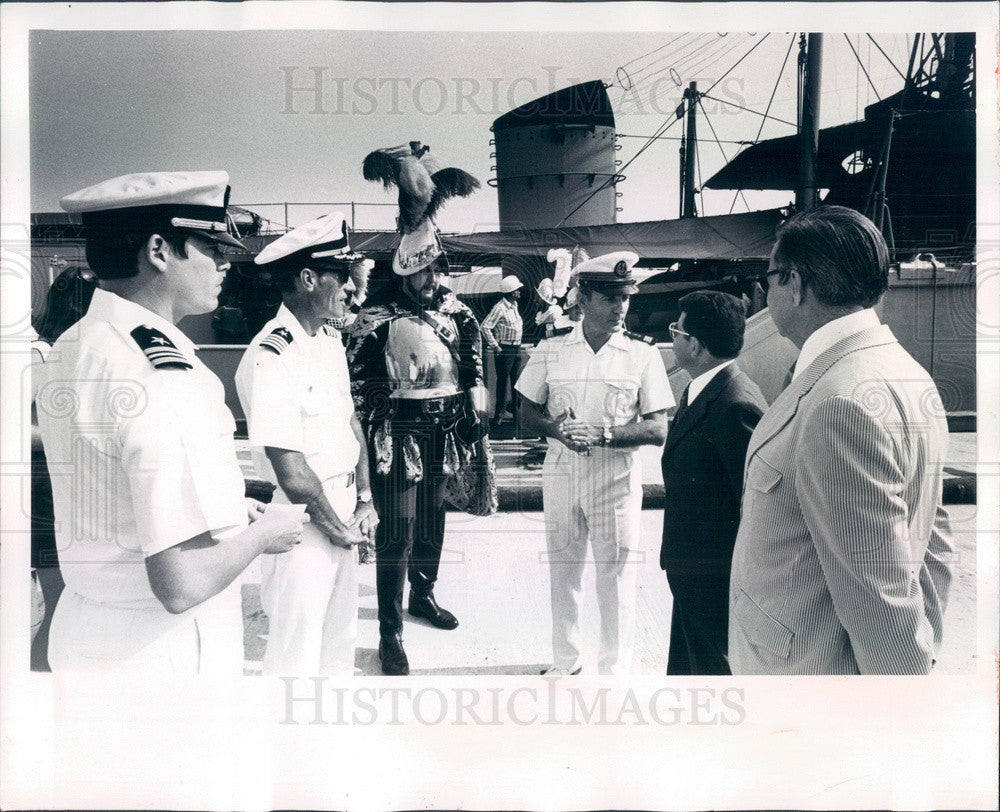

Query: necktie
[671,384,691,428]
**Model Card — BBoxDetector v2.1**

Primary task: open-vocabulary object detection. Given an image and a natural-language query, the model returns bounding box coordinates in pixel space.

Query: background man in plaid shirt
[481,275,524,431]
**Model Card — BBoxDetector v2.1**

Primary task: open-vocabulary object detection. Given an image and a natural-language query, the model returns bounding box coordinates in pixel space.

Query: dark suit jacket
[660,363,766,601]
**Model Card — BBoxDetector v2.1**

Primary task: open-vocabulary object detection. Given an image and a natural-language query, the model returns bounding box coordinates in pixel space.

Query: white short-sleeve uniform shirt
[35,289,247,671]
[516,324,673,445]
[516,322,673,523]
[235,303,360,500]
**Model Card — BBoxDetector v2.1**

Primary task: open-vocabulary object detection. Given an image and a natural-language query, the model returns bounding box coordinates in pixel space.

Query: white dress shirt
[792,308,880,380]
[687,358,737,403]
[517,323,674,438]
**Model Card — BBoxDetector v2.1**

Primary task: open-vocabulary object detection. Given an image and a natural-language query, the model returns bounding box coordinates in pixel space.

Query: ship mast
[679,81,699,218]
[796,33,823,212]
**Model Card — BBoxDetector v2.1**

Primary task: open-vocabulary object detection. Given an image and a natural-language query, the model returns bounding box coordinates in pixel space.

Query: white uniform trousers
[260,477,358,676]
[542,444,643,675]
[48,581,243,675]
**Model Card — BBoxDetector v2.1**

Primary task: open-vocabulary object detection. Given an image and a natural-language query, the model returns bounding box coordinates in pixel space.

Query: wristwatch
[602,426,613,447]
[357,489,373,504]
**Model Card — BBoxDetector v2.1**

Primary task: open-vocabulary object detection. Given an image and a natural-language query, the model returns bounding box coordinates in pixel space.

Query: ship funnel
[491,80,620,230]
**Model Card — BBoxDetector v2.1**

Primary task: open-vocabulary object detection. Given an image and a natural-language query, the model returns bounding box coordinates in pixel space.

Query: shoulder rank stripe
[130,326,192,370]
[260,327,293,354]
[546,326,573,338]
[624,330,656,345]
[321,322,340,338]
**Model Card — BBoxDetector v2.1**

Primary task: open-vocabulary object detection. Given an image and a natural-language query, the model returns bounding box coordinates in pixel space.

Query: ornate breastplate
[384,314,461,399]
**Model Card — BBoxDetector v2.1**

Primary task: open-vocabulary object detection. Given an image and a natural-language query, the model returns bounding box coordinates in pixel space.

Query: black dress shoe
[539,665,582,675]
[407,591,459,630]
[379,632,409,676]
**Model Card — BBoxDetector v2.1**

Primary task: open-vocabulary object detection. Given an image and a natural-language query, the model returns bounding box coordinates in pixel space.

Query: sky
[29,28,913,233]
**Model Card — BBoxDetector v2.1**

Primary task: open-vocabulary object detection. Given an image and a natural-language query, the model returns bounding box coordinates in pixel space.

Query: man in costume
[346,142,489,675]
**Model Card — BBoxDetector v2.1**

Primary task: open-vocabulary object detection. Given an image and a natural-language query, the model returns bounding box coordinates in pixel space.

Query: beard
[418,284,437,306]
[405,280,437,307]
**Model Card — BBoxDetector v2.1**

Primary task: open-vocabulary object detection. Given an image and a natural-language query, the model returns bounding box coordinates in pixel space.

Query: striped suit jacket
[728,324,954,674]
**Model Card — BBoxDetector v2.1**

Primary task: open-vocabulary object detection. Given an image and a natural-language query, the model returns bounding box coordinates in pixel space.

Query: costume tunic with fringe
[345,287,484,480]
[344,285,485,634]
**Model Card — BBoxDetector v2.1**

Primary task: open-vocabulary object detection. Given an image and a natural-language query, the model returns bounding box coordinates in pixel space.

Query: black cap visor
[179,226,246,249]
[579,279,638,295]
[81,204,246,249]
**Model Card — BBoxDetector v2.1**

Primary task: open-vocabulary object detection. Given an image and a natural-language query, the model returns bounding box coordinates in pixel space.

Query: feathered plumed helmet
[362,141,480,276]
[546,245,590,299]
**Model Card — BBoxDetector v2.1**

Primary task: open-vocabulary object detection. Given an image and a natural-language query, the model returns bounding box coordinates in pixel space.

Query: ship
[29,33,976,425]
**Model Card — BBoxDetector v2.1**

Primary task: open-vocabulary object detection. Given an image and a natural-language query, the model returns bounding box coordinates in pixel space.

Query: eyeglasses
[757,267,792,294]
[668,322,691,340]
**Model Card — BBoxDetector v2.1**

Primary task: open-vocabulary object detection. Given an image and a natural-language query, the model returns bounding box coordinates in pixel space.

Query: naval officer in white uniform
[36,171,303,674]
[517,252,673,675]
[236,213,377,676]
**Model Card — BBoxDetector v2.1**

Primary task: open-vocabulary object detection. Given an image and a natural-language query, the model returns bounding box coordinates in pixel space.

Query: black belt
[391,393,466,425]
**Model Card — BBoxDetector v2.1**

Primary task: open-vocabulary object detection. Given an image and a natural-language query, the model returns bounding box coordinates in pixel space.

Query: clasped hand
[347,501,379,543]
[553,411,602,453]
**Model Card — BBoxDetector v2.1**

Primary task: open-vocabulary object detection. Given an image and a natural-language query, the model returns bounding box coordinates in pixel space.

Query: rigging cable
[751,34,797,143]
[696,94,751,214]
[695,116,703,217]
[867,36,873,107]
[638,34,750,114]
[560,34,772,227]
[653,33,718,77]
[844,34,881,101]
[728,33,797,215]
[618,32,690,71]
[683,34,750,80]
[866,34,906,82]
[555,112,685,226]
[625,34,713,87]
[698,95,795,128]
[855,34,861,120]
[617,133,753,145]
[620,49,710,111]
[701,33,772,97]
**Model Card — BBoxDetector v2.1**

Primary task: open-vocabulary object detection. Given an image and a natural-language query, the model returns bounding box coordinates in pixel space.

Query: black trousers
[664,565,732,676]
[372,422,449,636]
[31,435,63,672]
[492,345,522,420]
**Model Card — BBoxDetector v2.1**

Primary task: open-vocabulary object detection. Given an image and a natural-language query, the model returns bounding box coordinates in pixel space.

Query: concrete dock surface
[237,430,980,676]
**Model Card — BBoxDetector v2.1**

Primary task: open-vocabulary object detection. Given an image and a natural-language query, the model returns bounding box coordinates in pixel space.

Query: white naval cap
[574,250,640,293]
[60,170,245,248]
[500,275,524,294]
[254,211,365,270]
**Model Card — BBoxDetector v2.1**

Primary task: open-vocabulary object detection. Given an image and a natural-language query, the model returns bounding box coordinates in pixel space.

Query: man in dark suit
[660,291,766,675]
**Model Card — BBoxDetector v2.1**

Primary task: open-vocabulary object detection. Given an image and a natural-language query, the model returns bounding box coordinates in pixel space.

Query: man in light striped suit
[729,206,954,675]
